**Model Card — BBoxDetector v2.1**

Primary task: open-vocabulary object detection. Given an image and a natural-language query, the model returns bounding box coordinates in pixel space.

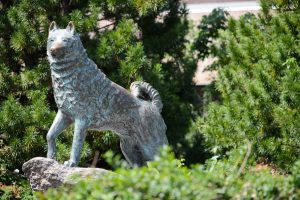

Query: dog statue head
[47,21,84,62]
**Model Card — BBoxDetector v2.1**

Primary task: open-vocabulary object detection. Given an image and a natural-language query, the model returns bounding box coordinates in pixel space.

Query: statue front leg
[64,119,89,167]
[47,110,73,159]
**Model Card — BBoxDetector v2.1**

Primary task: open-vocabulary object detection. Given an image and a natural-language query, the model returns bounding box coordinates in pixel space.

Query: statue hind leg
[119,120,167,167]
[120,137,147,167]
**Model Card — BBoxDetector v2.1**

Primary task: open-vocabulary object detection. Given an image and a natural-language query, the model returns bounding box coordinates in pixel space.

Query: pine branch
[237,142,252,177]
[96,22,116,31]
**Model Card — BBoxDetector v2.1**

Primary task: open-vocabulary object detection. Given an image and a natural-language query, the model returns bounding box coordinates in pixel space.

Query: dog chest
[51,66,111,118]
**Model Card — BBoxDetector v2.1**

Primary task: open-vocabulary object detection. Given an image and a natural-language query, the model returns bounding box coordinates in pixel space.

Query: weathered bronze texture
[46,21,168,167]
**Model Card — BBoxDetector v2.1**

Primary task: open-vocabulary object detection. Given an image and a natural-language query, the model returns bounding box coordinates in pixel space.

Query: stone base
[22,157,112,192]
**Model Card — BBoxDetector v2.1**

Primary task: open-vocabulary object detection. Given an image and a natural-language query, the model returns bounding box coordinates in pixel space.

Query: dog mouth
[50,49,66,58]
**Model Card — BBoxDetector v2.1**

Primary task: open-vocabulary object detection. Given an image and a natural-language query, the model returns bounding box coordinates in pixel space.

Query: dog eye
[62,38,70,42]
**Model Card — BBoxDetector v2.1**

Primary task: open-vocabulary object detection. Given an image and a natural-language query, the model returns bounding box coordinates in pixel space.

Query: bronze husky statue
[46,21,168,167]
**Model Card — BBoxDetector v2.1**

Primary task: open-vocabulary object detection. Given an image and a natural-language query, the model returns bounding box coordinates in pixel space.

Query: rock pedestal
[22,157,112,192]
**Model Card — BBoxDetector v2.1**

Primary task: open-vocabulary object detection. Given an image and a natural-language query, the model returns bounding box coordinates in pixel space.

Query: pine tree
[200,1,300,170]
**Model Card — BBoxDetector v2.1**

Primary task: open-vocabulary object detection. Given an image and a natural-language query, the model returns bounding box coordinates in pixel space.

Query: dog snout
[50,43,63,55]
[50,47,56,55]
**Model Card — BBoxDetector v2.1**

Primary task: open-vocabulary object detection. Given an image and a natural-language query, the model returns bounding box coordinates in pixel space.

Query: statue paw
[63,160,76,167]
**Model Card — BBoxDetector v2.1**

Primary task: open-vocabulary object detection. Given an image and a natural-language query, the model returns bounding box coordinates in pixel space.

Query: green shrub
[41,146,300,199]
[200,3,300,170]
[0,173,34,200]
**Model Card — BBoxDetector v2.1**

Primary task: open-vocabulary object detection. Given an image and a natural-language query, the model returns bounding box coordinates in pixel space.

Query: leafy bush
[0,173,34,200]
[200,3,300,170]
[41,146,300,199]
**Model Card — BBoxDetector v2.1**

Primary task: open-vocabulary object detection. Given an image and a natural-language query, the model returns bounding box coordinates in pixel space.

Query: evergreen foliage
[201,1,300,170]
[261,0,300,11]
[42,147,300,199]
[181,9,231,165]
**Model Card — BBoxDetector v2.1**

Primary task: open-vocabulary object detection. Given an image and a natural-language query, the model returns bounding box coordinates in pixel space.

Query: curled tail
[130,81,163,113]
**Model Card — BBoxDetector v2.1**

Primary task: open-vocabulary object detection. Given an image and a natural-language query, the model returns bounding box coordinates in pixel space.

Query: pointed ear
[49,21,57,32]
[66,21,75,34]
